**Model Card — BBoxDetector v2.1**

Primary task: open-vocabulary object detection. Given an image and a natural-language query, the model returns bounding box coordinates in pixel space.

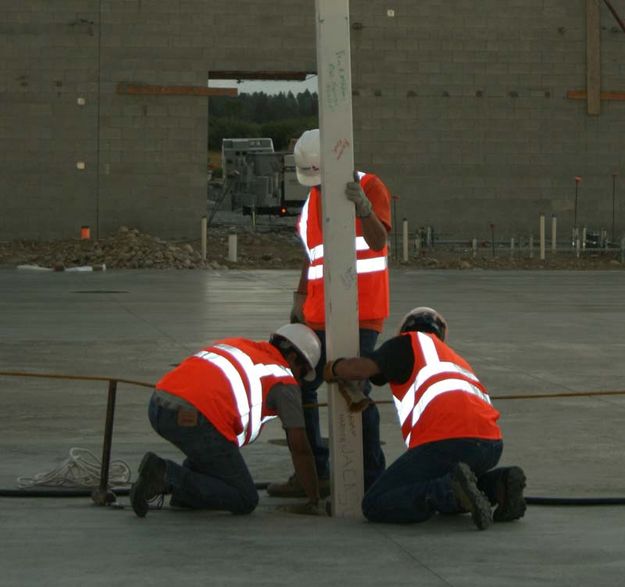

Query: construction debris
[1,226,622,271]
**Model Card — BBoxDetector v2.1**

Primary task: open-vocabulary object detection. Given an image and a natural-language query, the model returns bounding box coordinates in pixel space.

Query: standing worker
[267,128,392,497]
[324,307,526,530]
[130,324,326,517]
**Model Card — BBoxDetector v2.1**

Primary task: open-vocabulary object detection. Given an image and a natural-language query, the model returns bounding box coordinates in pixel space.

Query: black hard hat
[397,307,447,341]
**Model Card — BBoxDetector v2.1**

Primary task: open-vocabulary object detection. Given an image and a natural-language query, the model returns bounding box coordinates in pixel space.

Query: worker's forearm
[334,357,380,380]
[361,213,388,251]
[296,257,309,293]
[291,451,320,503]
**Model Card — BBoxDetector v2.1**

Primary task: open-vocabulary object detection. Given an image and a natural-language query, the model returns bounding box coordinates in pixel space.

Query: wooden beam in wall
[116,83,238,97]
[567,90,625,101]
[586,0,602,115]
[208,70,311,81]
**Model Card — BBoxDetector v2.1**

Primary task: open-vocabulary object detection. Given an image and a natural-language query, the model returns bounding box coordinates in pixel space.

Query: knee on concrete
[231,489,259,515]
[361,494,380,522]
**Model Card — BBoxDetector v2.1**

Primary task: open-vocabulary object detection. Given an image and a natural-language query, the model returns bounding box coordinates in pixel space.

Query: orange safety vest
[390,332,502,449]
[156,338,297,446]
[296,172,390,324]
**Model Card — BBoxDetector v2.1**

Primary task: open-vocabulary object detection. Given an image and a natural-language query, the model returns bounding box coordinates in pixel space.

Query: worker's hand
[277,500,330,516]
[338,379,372,413]
[345,178,373,218]
[322,358,344,383]
[290,291,306,324]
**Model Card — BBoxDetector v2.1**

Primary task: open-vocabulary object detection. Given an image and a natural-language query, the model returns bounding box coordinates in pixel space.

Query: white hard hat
[273,323,321,381]
[397,306,447,341]
[293,129,321,187]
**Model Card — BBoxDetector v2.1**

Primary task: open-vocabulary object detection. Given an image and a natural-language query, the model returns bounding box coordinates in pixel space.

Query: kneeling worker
[324,307,526,530]
[131,324,326,517]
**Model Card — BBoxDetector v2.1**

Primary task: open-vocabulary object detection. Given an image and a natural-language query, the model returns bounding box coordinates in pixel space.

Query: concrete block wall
[0,0,623,241]
[350,1,625,241]
[0,2,99,240]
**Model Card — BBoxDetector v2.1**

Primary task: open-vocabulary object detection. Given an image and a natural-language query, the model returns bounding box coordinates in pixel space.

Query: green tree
[208,90,319,155]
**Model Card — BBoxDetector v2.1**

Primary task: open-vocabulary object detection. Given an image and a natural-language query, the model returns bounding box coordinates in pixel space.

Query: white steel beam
[315,0,363,518]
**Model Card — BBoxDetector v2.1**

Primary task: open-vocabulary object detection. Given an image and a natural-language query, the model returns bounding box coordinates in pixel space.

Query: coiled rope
[17,447,131,489]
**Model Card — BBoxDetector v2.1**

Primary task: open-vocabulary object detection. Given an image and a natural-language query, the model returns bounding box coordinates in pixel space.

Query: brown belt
[153,389,195,410]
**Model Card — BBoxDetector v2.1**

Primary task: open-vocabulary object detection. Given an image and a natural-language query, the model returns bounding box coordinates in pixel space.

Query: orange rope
[0,371,154,389]
[306,388,625,408]
[1,370,624,407]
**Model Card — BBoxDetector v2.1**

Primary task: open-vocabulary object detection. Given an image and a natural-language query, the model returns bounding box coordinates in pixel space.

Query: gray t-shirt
[266,383,305,429]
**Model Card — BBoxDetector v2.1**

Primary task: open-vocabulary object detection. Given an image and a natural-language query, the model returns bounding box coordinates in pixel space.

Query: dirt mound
[397,249,624,271]
[0,226,303,271]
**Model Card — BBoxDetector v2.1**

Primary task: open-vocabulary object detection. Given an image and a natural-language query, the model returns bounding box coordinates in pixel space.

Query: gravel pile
[1,225,622,271]
[0,225,303,271]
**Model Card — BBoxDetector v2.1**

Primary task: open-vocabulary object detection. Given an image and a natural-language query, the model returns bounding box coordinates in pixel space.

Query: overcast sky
[209,75,318,95]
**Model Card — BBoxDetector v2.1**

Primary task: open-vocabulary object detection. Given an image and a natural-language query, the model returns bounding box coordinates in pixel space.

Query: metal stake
[91,379,118,505]
[402,218,409,262]
[392,197,399,259]
[574,176,581,228]
[612,173,617,244]
[539,214,546,260]
[201,216,207,261]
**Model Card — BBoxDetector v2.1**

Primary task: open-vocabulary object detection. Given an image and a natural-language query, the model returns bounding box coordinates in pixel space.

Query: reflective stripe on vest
[308,237,371,263]
[393,332,492,447]
[298,197,312,258]
[195,344,292,446]
[308,256,388,280]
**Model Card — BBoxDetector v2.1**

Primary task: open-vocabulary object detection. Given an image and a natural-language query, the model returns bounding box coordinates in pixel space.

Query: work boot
[266,474,330,498]
[130,452,170,518]
[493,466,527,522]
[450,462,493,531]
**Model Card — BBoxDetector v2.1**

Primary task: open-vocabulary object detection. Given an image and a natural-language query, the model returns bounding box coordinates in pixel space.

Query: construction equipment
[218,138,309,217]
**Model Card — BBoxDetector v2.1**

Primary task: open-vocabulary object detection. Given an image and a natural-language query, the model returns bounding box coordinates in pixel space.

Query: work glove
[324,360,371,412]
[338,379,372,413]
[323,358,344,383]
[324,360,371,413]
[277,500,330,516]
[345,177,373,218]
[290,291,306,324]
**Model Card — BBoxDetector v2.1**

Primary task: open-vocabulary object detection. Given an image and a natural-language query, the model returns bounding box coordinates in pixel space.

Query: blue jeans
[361,438,503,524]
[148,393,258,514]
[303,328,386,489]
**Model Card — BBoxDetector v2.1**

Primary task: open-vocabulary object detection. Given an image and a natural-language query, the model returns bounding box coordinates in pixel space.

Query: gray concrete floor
[1,268,625,586]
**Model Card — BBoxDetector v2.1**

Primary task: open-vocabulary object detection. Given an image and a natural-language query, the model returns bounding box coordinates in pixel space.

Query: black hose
[0,488,130,498]
[525,496,625,506]
[0,485,268,498]
[3,486,625,506]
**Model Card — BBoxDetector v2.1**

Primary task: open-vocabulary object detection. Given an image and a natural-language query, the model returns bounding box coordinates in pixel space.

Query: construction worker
[130,324,326,518]
[268,128,391,498]
[324,307,526,530]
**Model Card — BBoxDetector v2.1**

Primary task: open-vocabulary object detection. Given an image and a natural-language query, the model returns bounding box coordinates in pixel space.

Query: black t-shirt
[365,334,415,386]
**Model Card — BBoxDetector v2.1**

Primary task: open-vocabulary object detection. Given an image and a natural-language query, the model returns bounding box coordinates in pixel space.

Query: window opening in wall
[206,71,318,223]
